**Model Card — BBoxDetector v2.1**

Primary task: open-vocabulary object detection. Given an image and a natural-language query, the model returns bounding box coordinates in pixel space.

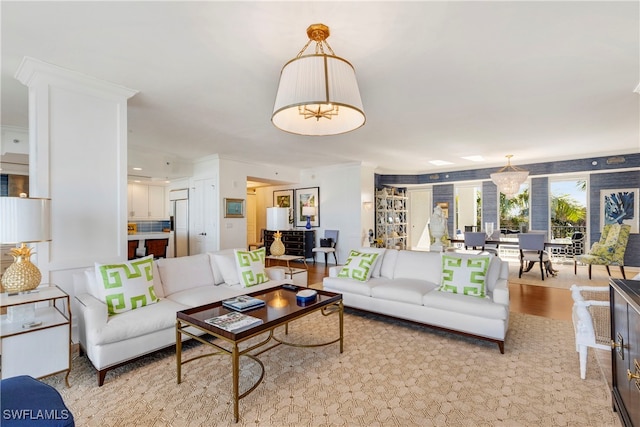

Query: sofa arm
[329,265,343,278]
[492,278,509,306]
[75,293,108,346]
[266,267,285,281]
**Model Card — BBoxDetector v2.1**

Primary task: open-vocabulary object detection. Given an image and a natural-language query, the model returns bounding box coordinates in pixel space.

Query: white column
[15,57,137,333]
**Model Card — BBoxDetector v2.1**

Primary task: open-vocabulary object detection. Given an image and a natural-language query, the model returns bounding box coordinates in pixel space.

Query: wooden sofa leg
[498,341,505,354]
[98,369,108,387]
[588,265,592,280]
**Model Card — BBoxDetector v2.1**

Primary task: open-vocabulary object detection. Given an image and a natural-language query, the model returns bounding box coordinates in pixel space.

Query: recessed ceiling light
[461,155,485,162]
[132,167,142,171]
[429,160,453,166]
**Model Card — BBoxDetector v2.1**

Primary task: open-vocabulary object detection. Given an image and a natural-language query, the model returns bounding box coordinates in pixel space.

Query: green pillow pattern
[234,247,269,287]
[338,250,380,282]
[95,255,159,316]
[439,255,490,298]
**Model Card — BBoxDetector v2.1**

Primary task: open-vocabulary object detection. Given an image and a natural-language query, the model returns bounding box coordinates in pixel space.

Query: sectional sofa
[322,248,510,352]
[74,250,287,386]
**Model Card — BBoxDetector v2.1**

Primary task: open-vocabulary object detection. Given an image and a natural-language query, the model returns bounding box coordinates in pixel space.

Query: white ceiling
[2,1,639,181]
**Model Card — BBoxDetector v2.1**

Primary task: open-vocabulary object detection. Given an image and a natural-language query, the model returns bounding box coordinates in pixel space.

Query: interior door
[408,188,432,250]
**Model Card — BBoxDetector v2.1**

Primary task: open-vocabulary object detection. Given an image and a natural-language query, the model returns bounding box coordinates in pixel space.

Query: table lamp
[0,196,51,293]
[302,206,316,230]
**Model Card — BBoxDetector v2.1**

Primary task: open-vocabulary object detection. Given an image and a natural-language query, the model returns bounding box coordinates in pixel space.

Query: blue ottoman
[0,376,74,426]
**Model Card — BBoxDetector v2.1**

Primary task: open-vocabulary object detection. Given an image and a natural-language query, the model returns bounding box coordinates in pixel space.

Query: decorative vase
[270,231,286,257]
[1,244,42,293]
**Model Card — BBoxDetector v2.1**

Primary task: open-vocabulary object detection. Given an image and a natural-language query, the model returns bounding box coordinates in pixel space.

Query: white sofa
[74,250,287,386]
[323,249,510,353]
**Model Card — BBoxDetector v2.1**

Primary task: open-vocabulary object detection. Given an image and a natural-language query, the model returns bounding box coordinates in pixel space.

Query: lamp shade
[266,207,289,231]
[272,54,365,136]
[0,197,51,244]
[302,206,316,217]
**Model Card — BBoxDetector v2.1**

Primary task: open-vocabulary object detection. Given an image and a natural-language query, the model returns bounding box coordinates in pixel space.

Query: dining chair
[312,230,339,265]
[464,232,486,251]
[518,232,549,280]
[570,285,610,379]
[144,238,169,259]
[127,240,139,260]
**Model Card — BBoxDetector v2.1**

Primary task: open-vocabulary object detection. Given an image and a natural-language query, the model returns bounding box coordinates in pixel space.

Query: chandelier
[272,23,365,136]
[490,155,529,199]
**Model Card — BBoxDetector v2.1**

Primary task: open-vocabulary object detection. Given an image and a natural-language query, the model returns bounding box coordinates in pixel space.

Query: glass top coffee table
[175,285,343,423]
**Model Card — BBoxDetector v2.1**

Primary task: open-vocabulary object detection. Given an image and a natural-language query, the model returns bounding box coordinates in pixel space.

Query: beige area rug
[506,258,637,289]
[42,310,619,427]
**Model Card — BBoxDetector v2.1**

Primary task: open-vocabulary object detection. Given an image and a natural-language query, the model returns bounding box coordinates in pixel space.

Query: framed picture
[295,187,319,227]
[224,198,245,218]
[600,188,639,233]
[273,189,294,225]
[436,202,449,219]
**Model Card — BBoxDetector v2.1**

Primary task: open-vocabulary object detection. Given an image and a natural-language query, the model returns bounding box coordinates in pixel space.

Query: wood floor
[301,261,575,321]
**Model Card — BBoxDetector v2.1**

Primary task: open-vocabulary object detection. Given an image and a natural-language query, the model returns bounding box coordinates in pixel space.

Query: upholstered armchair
[574,223,630,279]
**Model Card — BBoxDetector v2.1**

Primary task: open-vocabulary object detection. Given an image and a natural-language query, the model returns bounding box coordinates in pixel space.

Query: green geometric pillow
[234,247,269,288]
[337,250,379,282]
[95,255,159,316]
[439,255,490,298]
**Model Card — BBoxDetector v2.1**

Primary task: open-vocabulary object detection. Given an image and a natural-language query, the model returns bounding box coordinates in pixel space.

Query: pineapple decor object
[1,243,42,293]
[270,231,286,257]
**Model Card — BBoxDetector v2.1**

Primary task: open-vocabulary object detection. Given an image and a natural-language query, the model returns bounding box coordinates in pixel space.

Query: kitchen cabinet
[128,183,167,219]
[610,278,640,427]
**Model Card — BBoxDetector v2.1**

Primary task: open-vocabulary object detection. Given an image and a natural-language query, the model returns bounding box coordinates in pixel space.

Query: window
[549,178,587,239]
[455,183,482,234]
[499,183,529,233]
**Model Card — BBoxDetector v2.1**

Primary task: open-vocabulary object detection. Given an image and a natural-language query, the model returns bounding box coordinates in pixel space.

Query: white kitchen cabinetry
[128,183,167,219]
[0,285,71,386]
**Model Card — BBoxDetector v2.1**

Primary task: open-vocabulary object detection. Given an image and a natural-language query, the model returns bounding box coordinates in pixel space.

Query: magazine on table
[222,295,266,312]
[204,311,263,333]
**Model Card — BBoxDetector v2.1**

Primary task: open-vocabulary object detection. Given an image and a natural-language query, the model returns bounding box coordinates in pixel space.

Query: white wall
[15,58,137,341]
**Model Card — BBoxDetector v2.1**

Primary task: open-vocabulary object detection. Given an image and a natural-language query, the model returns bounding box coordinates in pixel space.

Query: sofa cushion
[357,247,386,278]
[234,247,269,287]
[166,284,240,307]
[371,279,438,305]
[380,249,399,279]
[423,289,508,320]
[393,250,441,283]
[157,253,215,296]
[94,299,188,345]
[212,252,240,285]
[338,250,380,281]
[439,254,490,298]
[208,249,235,285]
[94,255,159,316]
[323,276,386,297]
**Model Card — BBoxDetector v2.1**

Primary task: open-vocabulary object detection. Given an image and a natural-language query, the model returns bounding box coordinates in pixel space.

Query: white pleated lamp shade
[266,207,289,231]
[272,54,365,136]
[0,197,52,244]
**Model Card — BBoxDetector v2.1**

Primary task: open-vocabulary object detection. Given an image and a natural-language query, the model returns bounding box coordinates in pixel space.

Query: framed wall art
[273,189,294,225]
[600,188,638,233]
[224,198,245,218]
[295,187,319,228]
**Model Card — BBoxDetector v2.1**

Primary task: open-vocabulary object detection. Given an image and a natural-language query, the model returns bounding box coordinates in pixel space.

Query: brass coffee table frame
[175,287,343,423]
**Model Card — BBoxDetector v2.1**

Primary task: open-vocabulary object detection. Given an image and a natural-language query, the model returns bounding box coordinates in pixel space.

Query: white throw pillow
[157,253,214,296]
[234,247,269,288]
[212,252,240,285]
[439,254,490,298]
[337,250,380,282]
[94,255,159,316]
